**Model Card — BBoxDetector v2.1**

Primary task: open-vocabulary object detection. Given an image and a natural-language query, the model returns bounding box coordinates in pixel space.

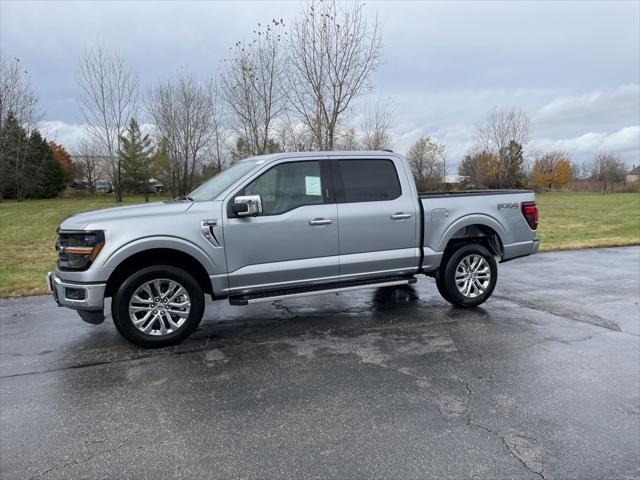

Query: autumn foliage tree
[49,141,73,184]
[458,150,496,188]
[407,136,446,191]
[531,151,573,190]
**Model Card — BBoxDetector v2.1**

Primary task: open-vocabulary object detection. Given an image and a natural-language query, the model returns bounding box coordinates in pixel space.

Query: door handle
[309,218,333,226]
[391,213,412,220]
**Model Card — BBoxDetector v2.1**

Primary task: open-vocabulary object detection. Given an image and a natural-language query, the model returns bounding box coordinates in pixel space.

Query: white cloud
[527,125,640,162]
[39,120,157,154]
[533,84,640,135]
[39,121,86,153]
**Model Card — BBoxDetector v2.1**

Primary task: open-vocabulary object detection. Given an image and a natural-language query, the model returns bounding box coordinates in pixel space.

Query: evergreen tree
[498,140,525,188]
[119,118,153,196]
[31,130,65,199]
[1,112,32,201]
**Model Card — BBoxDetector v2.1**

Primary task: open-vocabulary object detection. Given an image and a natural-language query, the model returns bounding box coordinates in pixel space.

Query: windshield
[189,161,259,201]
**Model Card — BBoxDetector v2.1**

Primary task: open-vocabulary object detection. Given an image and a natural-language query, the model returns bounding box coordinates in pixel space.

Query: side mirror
[232,195,263,217]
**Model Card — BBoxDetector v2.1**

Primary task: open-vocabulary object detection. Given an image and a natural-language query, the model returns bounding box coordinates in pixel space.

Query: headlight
[56,230,105,271]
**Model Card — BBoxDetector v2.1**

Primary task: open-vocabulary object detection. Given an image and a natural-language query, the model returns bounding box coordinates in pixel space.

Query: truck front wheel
[111,265,205,348]
[436,243,497,308]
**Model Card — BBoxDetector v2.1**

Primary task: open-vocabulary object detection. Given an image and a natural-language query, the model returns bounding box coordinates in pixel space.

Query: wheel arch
[440,216,507,260]
[104,242,214,298]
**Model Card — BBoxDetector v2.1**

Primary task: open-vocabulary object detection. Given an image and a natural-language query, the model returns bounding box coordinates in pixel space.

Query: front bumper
[46,272,106,311]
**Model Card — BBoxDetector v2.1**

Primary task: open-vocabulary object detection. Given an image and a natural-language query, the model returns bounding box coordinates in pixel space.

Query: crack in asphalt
[494,294,622,332]
[465,403,549,480]
[0,354,158,379]
[28,428,139,480]
[523,331,610,349]
[428,374,551,480]
[342,352,551,480]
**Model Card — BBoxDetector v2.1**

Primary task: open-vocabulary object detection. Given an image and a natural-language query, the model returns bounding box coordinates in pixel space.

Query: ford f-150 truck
[47,151,539,347]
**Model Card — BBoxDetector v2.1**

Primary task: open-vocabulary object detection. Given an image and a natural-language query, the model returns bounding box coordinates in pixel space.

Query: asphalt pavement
[1,247,639,479]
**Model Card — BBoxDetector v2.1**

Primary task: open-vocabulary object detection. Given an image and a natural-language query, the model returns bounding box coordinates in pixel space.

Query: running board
[228,277,417,306]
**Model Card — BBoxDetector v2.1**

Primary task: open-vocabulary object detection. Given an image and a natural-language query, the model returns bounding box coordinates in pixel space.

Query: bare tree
[286,0,382,150]
[73,137,104,192]
[592,153,627,193]
[475,107,532,187]
[407,136,447,191]
[274,113,316,152]
[335,126,360,151]
[361,97,394,150]
[76,41,138,201]
[220,20,287,157]
[147,72,216,196]
[208,80,228,171]
[0,53,40,130]
[0,53,42,201]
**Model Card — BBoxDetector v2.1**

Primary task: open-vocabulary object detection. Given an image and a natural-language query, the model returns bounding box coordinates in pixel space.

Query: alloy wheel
[128,278,191,336]
[454,254,491,298]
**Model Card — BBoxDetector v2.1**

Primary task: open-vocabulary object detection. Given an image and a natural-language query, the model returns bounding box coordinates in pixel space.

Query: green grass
[0,195,169,298]
[536,192,640,251]
[1,192,639,297]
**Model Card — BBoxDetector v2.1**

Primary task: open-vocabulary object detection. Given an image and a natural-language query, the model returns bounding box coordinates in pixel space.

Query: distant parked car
[71,181,89,191]
[95,181,113,194]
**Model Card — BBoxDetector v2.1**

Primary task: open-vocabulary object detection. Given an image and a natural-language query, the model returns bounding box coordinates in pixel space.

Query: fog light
[65,287,86,301]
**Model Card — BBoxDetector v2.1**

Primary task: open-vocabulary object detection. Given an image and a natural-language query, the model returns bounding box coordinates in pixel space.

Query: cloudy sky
[1,0,639,168]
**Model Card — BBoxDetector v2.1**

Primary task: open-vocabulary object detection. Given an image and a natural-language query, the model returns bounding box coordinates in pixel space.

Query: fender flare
[436,214,510,253]
[102,236,216,275]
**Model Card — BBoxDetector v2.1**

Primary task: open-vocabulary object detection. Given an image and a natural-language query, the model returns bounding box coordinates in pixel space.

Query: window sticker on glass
[305,176,322,196]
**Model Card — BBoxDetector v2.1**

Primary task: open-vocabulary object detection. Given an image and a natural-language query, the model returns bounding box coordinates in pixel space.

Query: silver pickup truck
[47,151,539,347]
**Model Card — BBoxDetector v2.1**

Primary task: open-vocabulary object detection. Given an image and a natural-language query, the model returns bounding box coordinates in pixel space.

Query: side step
[228,277,417,306]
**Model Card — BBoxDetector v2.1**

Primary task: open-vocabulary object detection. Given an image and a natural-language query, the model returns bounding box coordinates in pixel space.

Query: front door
[223,159,338,294]
[333,157,419,281]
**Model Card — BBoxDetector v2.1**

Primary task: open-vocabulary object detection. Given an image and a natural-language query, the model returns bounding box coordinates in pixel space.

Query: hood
[59,200,193,230]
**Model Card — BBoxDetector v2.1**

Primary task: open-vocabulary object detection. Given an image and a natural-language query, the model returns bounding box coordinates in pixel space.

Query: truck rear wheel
[111,265,205,348]
[437,243,497,308]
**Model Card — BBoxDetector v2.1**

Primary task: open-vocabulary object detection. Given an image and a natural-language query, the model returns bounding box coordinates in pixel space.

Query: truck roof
[238,150,400,163]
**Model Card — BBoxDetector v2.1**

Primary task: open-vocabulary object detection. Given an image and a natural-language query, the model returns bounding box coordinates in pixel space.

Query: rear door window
[335,159,402,203]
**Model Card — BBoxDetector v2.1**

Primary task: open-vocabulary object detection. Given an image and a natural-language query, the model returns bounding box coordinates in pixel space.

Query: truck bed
[418,189,538,271]
[418,189,534,199]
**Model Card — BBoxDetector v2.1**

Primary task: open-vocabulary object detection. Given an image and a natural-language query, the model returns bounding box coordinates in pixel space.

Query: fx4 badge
[497,203,518,210]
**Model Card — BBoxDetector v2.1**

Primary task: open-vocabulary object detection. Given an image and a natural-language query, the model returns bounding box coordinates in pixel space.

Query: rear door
[223,158,339,294]
[333,157,419,281]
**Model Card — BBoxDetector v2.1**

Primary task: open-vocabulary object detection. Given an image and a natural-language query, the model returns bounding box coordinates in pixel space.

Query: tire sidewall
[443,243,497,307]
[112,265,205,348]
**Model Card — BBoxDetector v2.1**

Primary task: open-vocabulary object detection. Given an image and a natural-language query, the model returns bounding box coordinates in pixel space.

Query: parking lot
[1,246,639,479]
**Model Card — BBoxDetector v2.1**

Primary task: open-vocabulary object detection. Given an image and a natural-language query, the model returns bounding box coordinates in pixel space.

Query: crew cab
[47,151,539,347]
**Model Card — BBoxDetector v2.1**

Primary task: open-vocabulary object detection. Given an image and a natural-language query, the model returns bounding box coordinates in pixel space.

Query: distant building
[148,178,164,192]
[70,155,115,182]
[445,174,468,184]
[627,165,640,183]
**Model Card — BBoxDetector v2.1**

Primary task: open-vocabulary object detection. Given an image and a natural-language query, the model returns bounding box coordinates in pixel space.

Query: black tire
[112,265,205,348]
[435,274,454,304]
[437,243,497,308]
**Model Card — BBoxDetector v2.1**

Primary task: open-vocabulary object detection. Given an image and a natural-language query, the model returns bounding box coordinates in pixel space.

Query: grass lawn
[536,192,640,251]
[1,192,639,297]
[0,195,169,298]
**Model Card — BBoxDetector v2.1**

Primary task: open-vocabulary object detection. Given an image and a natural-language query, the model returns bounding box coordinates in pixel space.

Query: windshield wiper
[176,195,194,202]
